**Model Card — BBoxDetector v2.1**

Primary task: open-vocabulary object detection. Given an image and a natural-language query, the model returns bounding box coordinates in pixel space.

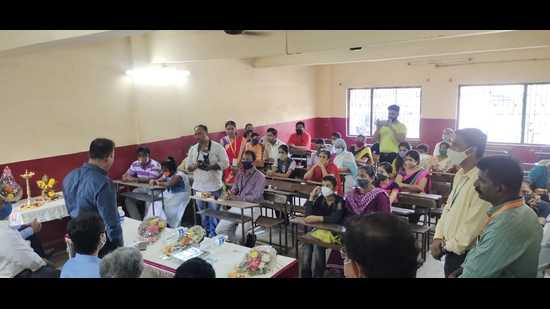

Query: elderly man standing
[431,129,492,277]
[186,125,229,237]
[457,156,542,278]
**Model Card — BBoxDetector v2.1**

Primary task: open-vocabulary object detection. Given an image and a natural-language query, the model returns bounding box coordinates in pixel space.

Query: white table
[121,218,298,278]
[9,196,68,226]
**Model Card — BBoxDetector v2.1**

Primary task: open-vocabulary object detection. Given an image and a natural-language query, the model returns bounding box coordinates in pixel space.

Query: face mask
[0,202,13,220]
[356,142,365,149]
[321,186,333,197]
[98,233,107,250]
[251,139,259,145]
[278,153,287,160]
[439,149,448,156]
[399,150,407,158]
[447,147,471,166]
[356,178,370,188]
[376,173,388,182]
[242,161,254,170]
[296,128,303,135]
[335,148,344,155]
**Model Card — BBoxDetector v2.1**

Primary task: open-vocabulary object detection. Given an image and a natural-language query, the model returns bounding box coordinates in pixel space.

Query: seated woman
[148,157,191,228]
[345,165,390,216]
[432,141,453,172]
[395,150,430,194]
[375,162,399,205]
[393,141,412,177]
[415,143,435,171]
[244,132,265,168]
[301,175,345,278]
[333,138,358,194]
[266,144,296,178]
[215,151,265,247]
[352,134,373,166]
[529,160,550,190]
[304,150,343,195]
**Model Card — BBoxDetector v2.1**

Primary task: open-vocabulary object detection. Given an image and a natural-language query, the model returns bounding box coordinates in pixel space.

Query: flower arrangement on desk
[138,216,167,243]
[162,225,206,255]
[0,166,23,202]
[36,175,59,200]
[229,246,277,278]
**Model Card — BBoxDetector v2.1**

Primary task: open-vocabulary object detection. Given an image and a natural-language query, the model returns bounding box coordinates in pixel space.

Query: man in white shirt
[0,201,58,278]
[263,128,285,163]
[186,124,229,237]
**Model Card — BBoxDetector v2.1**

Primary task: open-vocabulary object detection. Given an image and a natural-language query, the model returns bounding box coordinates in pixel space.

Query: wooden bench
[255,192,291,253]
[290,217,345,259]
[397,192,443,226]
[409,224,430,263]
[196,208,252,223]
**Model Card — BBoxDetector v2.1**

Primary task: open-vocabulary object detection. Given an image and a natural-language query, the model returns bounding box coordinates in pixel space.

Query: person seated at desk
[345,165,390,216]
[100,247,144,278]
[375,162,399,205]
[174,257,216,278]
[301,175,345,278]
[415,143,435,171]
[370,142,380,164]
[0,201,58,278]
[263,128,285,163]
[147,157,191,228]
[122,146,162,220]
[521,181,550,225]
[244,132,265,168]
[394,141,412,177]
[220,120,246,185]
[267,145,296,178]
[307,138,325,168]
[351,134,373,166]
[61,212,105,278]
[288,121,312,152]
[341,213,418,278]
[333,138,358,194]
[528,160,550,190]
[215,151,265,247]
[329,132,342,154]
[432,141,453,172]
[304,150,343,195]
[395,150,430,194]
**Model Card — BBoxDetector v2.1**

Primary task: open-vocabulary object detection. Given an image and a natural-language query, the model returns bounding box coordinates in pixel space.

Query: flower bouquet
[36,175,59,200]
[228,245,277,278]
[138,216,167,243]
[162,225,206,255]
[0,166,23,202]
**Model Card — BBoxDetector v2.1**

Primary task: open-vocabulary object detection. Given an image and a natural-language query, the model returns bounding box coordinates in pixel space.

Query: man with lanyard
[431,128,492,277]
[186,125,229,237]
[215,150,265,247]
[455,156,542,278]
[373,105,407,164]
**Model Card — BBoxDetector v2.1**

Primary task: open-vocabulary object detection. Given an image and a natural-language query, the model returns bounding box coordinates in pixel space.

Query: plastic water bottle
[212,234,227,246]
[118,207,125,223]
[164,227,188,244]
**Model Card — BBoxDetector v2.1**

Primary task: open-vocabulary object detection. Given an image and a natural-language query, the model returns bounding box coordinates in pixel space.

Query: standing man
[63,138,122,257]
[374,105,407,164]
[431,129,492,277]
[186,125,229,237]
[122,146,162,220]
[288,121,312,152]
[458,156,542,278]
[263,128,285,163]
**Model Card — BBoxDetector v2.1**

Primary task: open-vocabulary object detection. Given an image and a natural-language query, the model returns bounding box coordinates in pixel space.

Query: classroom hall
[1,30,549,279]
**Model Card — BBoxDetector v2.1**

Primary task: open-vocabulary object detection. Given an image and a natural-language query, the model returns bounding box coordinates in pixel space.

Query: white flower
[259,262,266,269]
[261,254,271,263]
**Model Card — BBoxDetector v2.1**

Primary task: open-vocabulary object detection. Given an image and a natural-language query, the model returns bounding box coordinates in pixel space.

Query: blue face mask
[0,202,13,220]
[242,161,254,170]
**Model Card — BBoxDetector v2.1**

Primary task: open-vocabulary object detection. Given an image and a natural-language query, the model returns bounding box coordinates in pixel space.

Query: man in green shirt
[457,156,542,278]
[374,105,407,164]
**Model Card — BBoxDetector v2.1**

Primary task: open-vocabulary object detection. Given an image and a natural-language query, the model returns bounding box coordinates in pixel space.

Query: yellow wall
[318,47,550,119]
[0,37,318,164]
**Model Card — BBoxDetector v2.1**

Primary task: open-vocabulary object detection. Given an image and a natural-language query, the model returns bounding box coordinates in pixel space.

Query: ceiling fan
[223,30,269,36]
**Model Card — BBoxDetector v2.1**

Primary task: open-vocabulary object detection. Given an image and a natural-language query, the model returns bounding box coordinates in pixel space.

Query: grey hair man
[100,247,144,278]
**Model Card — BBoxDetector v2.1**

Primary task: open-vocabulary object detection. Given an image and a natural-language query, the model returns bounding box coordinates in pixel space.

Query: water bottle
[118,207,125,223]
[212,234,227,246]
[164,227,188,245]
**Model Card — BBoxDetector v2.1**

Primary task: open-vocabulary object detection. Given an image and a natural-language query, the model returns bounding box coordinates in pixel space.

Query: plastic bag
[309,229,341,245]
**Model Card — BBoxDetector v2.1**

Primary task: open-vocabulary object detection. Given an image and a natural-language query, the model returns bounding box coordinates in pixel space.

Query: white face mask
[321,186,333,197]
[98,233,107,251]
[447,147,471,166]
[335,148,344,155]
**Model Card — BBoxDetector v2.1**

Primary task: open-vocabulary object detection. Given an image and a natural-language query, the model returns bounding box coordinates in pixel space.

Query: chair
[255,192,289,253]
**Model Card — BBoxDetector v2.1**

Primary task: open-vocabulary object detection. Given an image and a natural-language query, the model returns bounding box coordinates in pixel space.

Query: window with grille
[458,83,550,144]
[347,87,421,138]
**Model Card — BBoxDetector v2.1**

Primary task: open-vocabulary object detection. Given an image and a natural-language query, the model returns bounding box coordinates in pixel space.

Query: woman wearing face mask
[244,132,265,168]
[267,145,296,178]
[301,175,345,278]
[304,150,343,195]
[345,165,390,216]
[333,139,358,194]
[395,150,430,194]
[148,157,191,228]
[393,142,411,176]
[375,162,399,205]
[432,142,452,172]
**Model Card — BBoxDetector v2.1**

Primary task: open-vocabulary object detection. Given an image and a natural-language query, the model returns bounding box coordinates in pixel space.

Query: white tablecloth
[9,197,68,226]
[121,218,297,278]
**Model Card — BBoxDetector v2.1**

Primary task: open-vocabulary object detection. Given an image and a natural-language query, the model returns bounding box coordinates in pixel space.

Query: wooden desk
[398,192,442,209]
[289,217,345,258]
[191,196,260,243]
[113,180,166,216]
